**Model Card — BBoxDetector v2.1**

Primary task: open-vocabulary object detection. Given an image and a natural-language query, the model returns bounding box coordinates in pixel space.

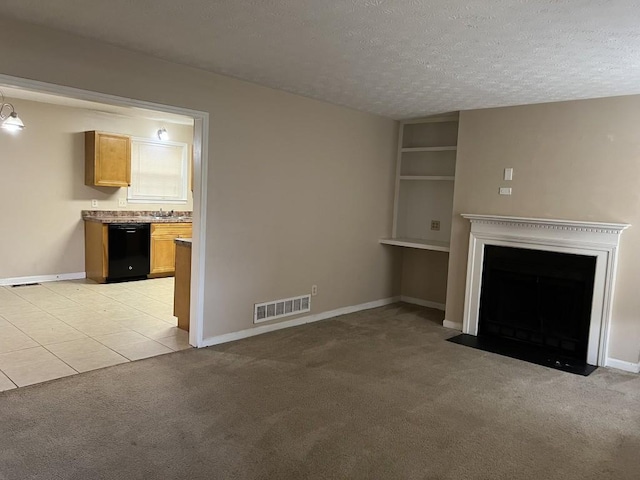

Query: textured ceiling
[2,0,640,119]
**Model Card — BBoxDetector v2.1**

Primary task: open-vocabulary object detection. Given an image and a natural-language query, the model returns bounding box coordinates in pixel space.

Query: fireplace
[479,245,596,364]
[454,214,629,373]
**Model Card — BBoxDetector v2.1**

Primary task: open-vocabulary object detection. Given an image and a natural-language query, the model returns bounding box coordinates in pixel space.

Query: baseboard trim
[400,296,445,311]
[0,272,86,286]
[443,319,463,330]
[200,296,401,348]
[605,357,640,374]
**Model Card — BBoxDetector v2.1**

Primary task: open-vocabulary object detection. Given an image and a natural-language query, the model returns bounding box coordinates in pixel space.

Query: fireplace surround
[461,214,629,367]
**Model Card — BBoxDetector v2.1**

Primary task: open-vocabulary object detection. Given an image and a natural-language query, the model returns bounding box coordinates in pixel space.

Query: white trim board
[400,296,445,311]
[605,358,640,374]
[201,297,400,348]
[0,73,209,351]
[443,320,462,330]
[0,272,86,286]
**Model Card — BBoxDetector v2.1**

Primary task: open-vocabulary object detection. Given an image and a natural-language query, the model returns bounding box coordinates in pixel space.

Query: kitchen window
[127,137,189,204]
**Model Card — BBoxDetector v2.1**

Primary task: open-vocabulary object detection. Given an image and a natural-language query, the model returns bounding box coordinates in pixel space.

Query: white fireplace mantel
[461,214,630,367]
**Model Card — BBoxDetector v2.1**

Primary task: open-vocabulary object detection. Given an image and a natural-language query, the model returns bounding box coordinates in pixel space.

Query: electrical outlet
[118,198,127,207]
[311,285,318,296]
[91,199,99,208]
[430,220,441,231]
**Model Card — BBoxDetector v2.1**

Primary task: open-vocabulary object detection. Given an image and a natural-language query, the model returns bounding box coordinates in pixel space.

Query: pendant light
[0,90,25,132]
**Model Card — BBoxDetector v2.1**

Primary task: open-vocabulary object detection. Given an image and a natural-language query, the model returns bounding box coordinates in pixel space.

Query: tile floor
[0,277,190,390]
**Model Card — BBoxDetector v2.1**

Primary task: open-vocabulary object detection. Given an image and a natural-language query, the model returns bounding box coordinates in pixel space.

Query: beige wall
[0,18,399,338]
[400,250,448,305]
[446,96,640,364]
[0,98,193,279]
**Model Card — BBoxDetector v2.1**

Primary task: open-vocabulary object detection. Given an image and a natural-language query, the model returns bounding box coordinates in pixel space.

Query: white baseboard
[200,296,401,348]
[443,319,463,330]
[400,296,445,311]
[0,272,86,287]
[605,357,640,374]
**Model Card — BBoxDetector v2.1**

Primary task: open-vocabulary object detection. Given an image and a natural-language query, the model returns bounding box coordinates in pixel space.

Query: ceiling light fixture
[157,128,168,141]
[0,90,25,132]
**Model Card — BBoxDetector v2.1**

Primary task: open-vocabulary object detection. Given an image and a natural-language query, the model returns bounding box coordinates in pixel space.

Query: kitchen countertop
[175,238,193,247]
[82,210,193,224]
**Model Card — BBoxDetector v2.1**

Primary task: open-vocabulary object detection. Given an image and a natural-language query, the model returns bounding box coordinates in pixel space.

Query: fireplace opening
[479,245,596,363]
[449,244,599,375]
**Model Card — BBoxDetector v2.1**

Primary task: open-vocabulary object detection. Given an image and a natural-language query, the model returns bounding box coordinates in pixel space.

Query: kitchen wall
[0,98,194,280]
[447,96,640,364]
[0,18,400,339]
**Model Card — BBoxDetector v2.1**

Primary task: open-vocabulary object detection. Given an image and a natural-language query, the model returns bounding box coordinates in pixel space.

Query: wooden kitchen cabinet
[85,220,192,282]
[84,221,109,283]
[150,223,192,275]
[174,239,192,331]
[85,131,131,187]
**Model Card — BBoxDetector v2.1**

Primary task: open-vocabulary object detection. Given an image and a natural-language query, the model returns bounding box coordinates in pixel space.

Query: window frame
[127,136,189,205]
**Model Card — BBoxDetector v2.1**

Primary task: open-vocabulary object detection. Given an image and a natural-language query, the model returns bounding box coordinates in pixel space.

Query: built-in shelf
[385,115,458,253]
[399,175,455,181]
[401,146,457,153]
[379,237,450,252]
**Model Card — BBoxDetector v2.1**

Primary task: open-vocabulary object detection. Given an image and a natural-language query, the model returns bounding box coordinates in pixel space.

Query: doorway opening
[0,75,208,387]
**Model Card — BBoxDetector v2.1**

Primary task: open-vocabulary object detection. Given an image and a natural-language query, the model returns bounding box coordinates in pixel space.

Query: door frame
[0,73,209,348]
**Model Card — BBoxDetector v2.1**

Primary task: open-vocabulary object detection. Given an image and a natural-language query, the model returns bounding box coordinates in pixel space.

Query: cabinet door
[150,223,192,275]
[150,235,177,274]
[97,133,131,187]
[86,132,131,187]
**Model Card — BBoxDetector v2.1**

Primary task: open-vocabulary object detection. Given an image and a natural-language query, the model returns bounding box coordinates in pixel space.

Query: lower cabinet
[174,240,192,331]
[150,223,192,275]
[84,222,109,283]
[84,221,192,282]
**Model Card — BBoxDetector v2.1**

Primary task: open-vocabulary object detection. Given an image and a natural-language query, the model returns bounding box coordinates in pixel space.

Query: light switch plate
[91,199,99,208]
[118,198,127,207]
[504,168,513,181]
[499,187,512,195]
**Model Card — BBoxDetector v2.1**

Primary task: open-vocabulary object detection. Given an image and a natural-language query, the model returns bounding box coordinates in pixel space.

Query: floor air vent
[254,294,311,324]
[12,283,41,288]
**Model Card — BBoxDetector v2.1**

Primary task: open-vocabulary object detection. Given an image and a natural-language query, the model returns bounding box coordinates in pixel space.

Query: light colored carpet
[0,303,639,479]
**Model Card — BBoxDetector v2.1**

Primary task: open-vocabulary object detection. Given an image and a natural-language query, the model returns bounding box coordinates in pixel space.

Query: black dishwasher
[107,223,150,282]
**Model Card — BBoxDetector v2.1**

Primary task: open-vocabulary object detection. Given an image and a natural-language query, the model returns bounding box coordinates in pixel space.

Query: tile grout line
[40,344,82,374]
[2,313,184,354]
[4,307,89,350]
[0,367,19,390]
[63,281,177,325]
[1,285,87,374]
[39,339,133,371]
[0,278,183,388]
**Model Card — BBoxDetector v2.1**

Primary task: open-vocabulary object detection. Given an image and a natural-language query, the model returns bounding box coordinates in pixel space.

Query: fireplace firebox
[478,246,596,363]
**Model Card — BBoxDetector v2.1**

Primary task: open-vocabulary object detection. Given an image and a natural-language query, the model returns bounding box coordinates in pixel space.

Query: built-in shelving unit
[380,114,459,252]
[379,238,450,252]
[399,176,455,181]
[401,146,457,153]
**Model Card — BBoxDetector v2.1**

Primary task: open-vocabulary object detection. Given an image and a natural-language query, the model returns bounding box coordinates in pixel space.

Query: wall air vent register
[254,294,311,324]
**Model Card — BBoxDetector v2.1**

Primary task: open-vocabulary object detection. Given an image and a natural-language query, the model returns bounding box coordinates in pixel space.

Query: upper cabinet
[85,131,131,187]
